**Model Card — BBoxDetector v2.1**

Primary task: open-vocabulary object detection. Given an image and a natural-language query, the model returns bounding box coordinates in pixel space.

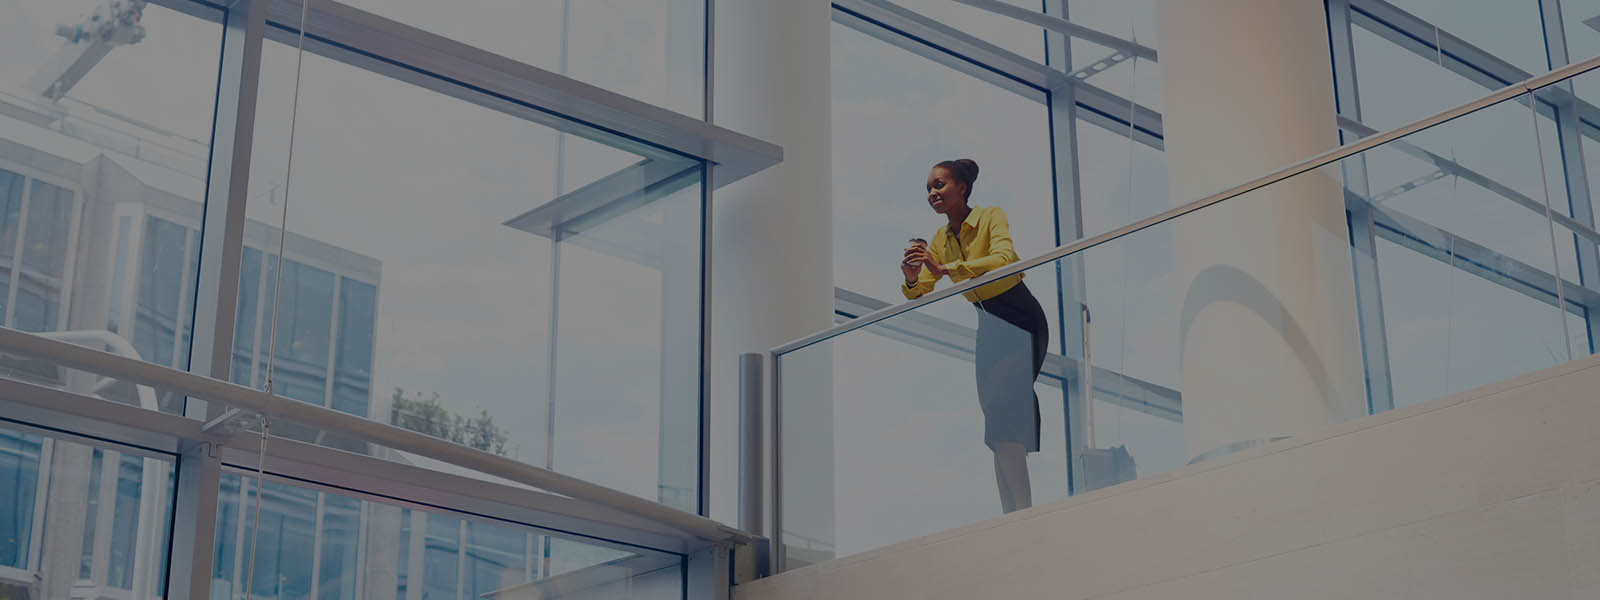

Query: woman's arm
[902,265,938,299]
[944,208,1018,280]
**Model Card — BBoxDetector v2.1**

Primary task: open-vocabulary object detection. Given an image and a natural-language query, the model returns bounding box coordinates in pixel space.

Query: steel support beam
[169,1,268,596]
[1043,0,1094,493]
[831,0,1164,150]
[953,0,1157,62]
[1540,0,1600,353]
[257,0,778,189]
[1329,0,1397,414]
[0,326,755,549]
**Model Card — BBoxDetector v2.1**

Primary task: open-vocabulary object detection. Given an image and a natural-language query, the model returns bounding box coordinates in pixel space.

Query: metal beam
[257,0,778,189]
[1338,116,1600,247]
[1349,0,1600,134]
[1363,193,1600,314]
[502,158,702,240]
[210,437,692,555]
[1330,0,1399,414]
[1540,0,1600,353]
[1044,0,1093,492]
[0,377,192,454]
[1072,78,1164,149]
[0,326,753,548]
[952,0,1157,62]
[170,0,269,595]
[831,0,1164,150]
[832,0,1056,100]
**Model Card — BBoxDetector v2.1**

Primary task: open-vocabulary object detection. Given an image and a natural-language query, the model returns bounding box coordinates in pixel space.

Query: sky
[3,0,1599,567]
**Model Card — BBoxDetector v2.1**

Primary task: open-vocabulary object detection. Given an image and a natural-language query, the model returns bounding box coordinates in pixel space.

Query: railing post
[737,352,772,581]
[738,353,763,535]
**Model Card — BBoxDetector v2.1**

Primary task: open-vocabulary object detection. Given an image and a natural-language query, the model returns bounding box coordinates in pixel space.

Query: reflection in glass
[213,473,683,600]
[337,0,706,117]
[0,0,224,414]
[0,425,175,598]
[244,10,709,511]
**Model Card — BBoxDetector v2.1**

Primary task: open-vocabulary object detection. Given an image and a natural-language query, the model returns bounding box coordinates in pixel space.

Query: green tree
[389,387,509,456]
[462,409,509,456]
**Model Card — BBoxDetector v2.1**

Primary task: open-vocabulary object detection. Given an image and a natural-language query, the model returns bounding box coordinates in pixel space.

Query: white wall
[1159,0,1367,461]
[735,352,1600,599]
[710,0,835,535]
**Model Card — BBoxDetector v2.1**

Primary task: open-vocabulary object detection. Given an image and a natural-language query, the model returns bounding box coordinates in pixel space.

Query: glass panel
[1351,26,1496,130]
[335,0,705,117]
[1385,0,1548,75]
[778,78,1578,567]
[1076,118,1170,232]
[893,0,1047,61]
[0,0,224,414]
[1559,0,1600,99]
[0,427,42,571]
[0,171,22,322]
[1066,1,1161,116]
[246,10,708,509]
[830,22,1058,334]
[0,424,175,598]
[134,216,190,368]
[553,179,704,508]
[1533,67,1600,359]
[213,472,684,600]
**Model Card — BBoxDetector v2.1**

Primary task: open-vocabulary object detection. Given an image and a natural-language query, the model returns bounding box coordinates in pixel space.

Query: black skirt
[973,281,1049,452]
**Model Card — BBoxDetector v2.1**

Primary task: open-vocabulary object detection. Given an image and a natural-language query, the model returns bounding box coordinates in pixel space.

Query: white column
[1157,0,1367,461]
[711,0,835,560]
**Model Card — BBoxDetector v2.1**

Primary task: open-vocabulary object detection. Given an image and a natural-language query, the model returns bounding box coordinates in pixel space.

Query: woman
[901,159,1049,514]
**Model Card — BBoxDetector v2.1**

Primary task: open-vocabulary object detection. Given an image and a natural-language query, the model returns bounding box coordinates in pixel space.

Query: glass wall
[211,472,682,600]
[830,21,1059,334]
[0,424,175,598]
[0,0,223,414]
[239,4,707,515]
[1331,0,1600,410]
[334,0,706,118]
[776,67,1587,567]
[892,0,1048,60]
[0,0,726,597]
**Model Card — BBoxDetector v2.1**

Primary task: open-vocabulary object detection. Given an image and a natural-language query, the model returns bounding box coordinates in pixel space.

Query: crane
[25,0,148,102]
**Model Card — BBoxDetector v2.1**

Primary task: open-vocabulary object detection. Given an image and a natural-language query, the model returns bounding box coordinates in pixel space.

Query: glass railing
[771,56,1600,570]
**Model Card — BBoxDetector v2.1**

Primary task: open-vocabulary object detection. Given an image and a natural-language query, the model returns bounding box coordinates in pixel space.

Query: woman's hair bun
[936,158,981,191]
[953,158,979,184]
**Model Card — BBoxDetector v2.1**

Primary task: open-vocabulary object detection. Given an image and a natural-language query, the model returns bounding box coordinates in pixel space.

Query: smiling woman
[901,158,1051,516]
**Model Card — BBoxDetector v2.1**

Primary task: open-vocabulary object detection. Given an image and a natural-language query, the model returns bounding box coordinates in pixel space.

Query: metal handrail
[770,53,1600,357]
[0,326,754,546]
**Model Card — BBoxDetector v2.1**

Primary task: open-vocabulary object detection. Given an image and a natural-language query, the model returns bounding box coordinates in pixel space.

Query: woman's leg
[992,442,1032,513]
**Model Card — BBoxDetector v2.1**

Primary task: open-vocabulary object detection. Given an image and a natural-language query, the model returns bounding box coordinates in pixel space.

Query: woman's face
[926,166,967,215]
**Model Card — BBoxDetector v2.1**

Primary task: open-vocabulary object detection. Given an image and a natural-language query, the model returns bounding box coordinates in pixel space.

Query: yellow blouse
[902,206,1024,303]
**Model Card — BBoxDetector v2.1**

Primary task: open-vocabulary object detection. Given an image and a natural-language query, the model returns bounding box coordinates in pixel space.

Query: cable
[1527,90,1575,361]
[247,0,311,596]
[243,416,271,600]
[263,0,312,398]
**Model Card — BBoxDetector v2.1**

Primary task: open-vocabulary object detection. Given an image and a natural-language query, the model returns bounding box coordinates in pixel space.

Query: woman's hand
[901,247,924,284]
[906,247,947,278]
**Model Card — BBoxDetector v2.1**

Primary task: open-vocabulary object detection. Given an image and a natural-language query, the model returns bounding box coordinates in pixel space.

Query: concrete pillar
[1157,0,1367,461]
[363,503,403,600]
[38,443,91,599]
[711,0,834,562]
